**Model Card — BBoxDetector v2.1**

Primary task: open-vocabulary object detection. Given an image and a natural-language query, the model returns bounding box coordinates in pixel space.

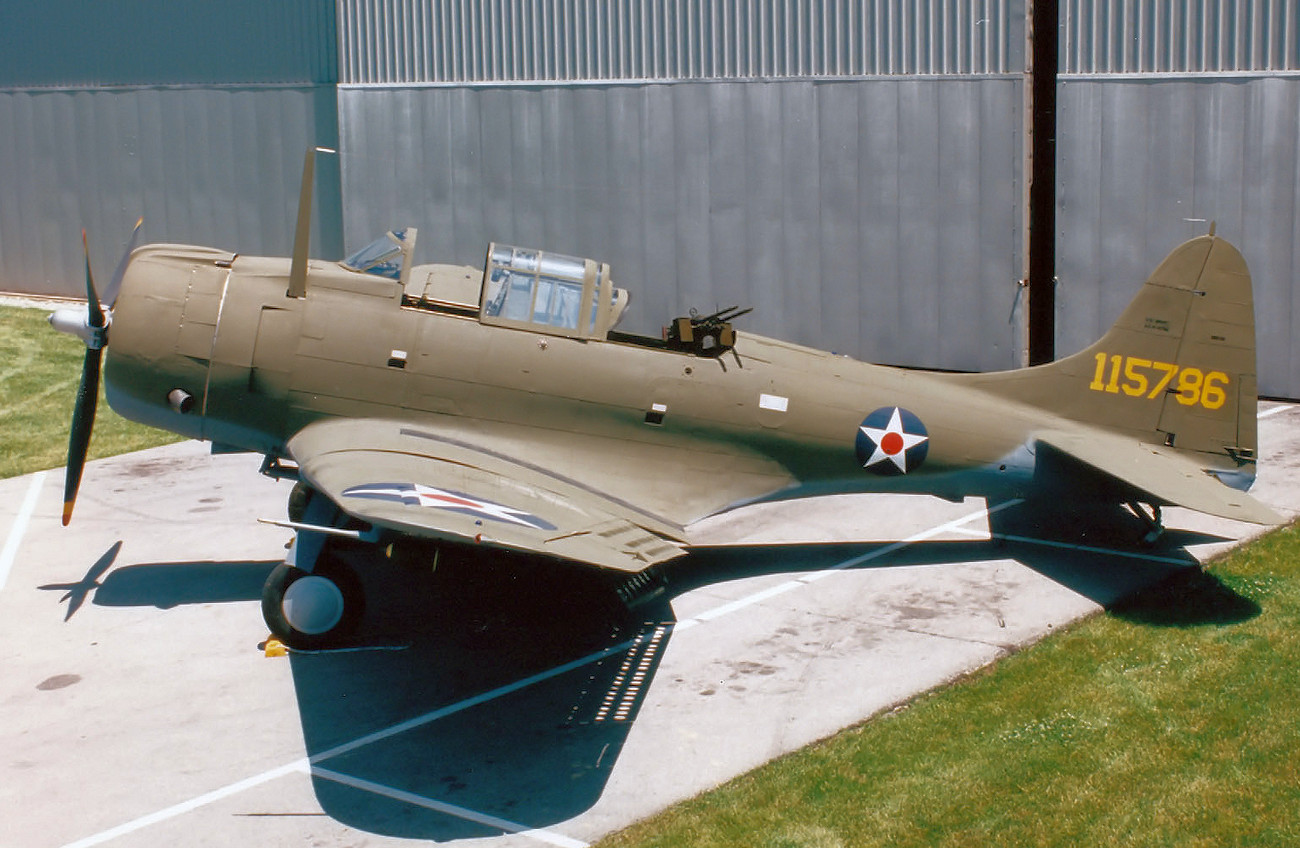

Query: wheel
[261,554,365,649]
[287,481,314,524]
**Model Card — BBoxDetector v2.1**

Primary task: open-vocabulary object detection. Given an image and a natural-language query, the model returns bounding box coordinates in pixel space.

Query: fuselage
[104,244,1058,522]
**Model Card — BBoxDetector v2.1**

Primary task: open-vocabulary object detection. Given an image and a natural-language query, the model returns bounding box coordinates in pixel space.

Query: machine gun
[663,305,753,361]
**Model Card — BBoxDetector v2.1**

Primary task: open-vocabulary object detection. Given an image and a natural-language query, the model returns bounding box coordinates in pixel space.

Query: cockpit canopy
[480,244,628,340]
[343,230,629,340]
[340,228,416,282]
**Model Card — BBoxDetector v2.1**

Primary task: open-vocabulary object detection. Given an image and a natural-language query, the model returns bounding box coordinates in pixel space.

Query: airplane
[49,149,1281,648]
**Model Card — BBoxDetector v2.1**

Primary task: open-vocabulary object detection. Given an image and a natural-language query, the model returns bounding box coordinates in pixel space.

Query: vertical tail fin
[971,234,1259,477]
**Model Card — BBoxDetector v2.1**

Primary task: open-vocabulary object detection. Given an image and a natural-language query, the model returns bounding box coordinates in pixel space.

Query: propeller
[49,219,143,526]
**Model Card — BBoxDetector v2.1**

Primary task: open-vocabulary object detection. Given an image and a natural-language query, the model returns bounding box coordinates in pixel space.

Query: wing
[288,418,689,572]
[1036,429,1281,525]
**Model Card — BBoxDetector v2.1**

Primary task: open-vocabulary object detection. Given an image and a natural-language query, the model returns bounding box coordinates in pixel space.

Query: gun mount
[663,305,753,359]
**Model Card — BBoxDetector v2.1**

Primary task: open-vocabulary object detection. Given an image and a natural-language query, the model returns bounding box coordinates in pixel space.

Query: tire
[261,554,365,649]
[286,481,314,524]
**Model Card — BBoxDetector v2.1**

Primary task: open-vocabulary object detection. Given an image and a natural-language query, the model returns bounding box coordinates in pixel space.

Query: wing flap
[1036,430,1281,525]
[288,419,687,572]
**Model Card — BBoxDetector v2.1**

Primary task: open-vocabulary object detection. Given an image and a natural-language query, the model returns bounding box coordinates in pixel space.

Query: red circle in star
[880,431,905,455]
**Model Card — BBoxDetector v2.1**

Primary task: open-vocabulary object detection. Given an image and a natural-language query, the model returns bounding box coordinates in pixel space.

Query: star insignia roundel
[855,407,930,476]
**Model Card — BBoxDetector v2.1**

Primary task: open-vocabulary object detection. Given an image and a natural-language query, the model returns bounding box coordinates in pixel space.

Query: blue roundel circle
[854,407,930,476]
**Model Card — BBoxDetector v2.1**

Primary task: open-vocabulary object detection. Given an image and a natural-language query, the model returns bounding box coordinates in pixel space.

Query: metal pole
[1025,0,1058,366]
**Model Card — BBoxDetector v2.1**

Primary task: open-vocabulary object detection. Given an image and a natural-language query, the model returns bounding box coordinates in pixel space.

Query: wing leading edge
[288,418,688,572]
[1035,429,1281,526]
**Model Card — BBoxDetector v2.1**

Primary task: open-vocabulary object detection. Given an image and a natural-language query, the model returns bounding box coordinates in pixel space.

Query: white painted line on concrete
[945,524,1195,566]
[680,499,1024,631]
[61,760,310,848]
[1258,405,1290,419]
[57,497,1023,848]
[61,640,641,848]
[691,579,807,624]
[312,767,589,848]
[0,470,46,592]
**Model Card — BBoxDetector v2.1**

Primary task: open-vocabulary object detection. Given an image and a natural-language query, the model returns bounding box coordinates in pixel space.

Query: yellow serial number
[1089,353,1229,410]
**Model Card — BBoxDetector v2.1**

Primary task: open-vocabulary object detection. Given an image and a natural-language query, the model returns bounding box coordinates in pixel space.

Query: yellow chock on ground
[264,638,288,658]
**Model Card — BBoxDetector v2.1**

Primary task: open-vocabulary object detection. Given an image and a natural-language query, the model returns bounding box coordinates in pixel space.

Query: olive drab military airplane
[50,149,1280,648]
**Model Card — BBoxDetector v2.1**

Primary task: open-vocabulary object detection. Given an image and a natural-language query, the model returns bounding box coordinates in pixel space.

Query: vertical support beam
[1024,0,1058,366]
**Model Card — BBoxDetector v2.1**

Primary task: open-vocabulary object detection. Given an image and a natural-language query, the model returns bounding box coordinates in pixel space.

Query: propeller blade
[102,217,143,308]
[62,231,110,526]
[82,230,105,331]
[63,346,102,526]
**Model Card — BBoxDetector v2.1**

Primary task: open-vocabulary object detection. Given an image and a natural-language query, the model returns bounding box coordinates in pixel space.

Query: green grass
[0,305,180,478]
[599,528,1300,848]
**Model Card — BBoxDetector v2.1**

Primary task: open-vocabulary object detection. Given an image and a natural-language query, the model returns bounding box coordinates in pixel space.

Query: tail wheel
[262,554,365,649]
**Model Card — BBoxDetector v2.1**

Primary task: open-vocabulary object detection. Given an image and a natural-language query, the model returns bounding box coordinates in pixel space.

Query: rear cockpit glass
[483,245,596,334]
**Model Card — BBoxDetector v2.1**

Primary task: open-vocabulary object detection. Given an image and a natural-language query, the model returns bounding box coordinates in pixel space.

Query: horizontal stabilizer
[1036,429,1282,526]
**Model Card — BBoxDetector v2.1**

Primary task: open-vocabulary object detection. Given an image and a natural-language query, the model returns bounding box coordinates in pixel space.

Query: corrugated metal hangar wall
[0,1,345,292]
[333,0,1026,371]
[1,1,1297,395]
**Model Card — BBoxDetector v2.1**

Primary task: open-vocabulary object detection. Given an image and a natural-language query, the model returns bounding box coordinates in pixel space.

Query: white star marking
[344,483,550,529]
[410,485,544,527]
[859,407,930,473]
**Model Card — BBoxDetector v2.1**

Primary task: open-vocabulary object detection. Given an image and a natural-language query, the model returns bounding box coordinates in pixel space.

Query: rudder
[970,234,1259,476]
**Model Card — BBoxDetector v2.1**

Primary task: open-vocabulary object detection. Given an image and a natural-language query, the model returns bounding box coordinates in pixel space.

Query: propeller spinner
[48,219,143,525]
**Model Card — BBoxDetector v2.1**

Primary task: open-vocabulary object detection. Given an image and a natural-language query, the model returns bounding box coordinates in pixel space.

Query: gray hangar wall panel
[337,78,1023,371]
[0,86,341,297]
[1055,76,1300,398]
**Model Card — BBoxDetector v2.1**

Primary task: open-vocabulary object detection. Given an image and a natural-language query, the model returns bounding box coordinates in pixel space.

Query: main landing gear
[262,551,365,650]
[261,481,367,649]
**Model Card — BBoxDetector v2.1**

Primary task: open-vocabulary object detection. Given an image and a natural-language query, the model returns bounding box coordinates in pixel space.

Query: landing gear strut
[262,482,370,649]
[1126,501,1165,545]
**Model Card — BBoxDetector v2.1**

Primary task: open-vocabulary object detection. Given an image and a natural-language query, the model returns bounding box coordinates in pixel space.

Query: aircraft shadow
[43,542,675,840]
[38,542,276,618]
[44,499,1255,840]
[1104,567,1261,626]
[291,546,676,841]
[291,501,1254,841]
[676,499,1211,606]
[91,560,278,608]
[984,499,1259,624]
[669,500,1251,622]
